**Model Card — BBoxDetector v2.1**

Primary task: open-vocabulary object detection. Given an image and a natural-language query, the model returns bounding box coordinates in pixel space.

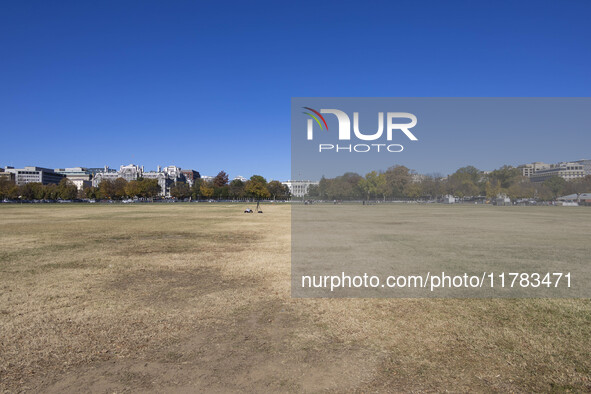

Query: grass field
[0,203,590,392]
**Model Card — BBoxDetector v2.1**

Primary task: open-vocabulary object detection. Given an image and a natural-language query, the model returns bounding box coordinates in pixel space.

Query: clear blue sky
[1,1,590,180]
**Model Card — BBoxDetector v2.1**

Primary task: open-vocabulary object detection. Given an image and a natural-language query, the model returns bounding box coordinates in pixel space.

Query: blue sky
[1,1,590,180]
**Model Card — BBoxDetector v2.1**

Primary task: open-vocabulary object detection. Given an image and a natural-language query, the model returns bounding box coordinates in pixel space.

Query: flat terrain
[0,203,590,392]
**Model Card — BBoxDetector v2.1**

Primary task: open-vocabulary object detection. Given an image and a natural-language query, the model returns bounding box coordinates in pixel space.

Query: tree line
[3,165,588,202]
[0,178,78,201]
[83,178,161,200]
[308,165,591,201]
[0,171,291,201]
[169,172,290,201]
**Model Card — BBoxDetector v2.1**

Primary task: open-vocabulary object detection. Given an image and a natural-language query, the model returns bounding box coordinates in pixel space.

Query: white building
[3,166,65,185]
[529,162,585,183]
[282,180,319,198]
[518,162,550,177]
[574,159,591,176]
[162,165,183,179]
[92,164,186,196]
[54,167,92,190]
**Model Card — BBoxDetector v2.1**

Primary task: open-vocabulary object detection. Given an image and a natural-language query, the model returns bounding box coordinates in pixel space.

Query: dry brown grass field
[0,203,590,393]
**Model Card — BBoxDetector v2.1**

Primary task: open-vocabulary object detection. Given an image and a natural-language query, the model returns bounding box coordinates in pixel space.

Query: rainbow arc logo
[302,107,328,130]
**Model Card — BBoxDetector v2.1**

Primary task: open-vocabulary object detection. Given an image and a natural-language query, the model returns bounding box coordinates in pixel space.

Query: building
[54,167,92,190]
[119,164,144,182]
[0,169,15,182]
[86,166,117,176]
[518,162,550,177]
[282,180,319,198]
[92,164,188,196]
[180,169,201,186]
[529,162,585,183]
[3,166,65,185]
[519,160,589,182]
[161,166,183,179]
[574,159,591,176]
[93,164,143,186]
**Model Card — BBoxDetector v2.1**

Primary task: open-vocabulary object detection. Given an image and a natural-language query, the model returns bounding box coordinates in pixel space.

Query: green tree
[419,175,444,199]
[84,186,100,199]
[45,183,59,200]
[307,184,319,198]
[485,180,501,199]
[507,180,536,200]
[403,182,422,199]
[446,166,482,198]
[326,173,363,200]
[267,180,288,200]
[200,181,214,199]
[58,178,78,200]
[384,165,411,198]
[98,179,115,199]
[317,176,330,200]
[31,183,46,200]
[376,173,389,200]
[212,171,229,199]
[140,178,161,198]
[455,166,481,184]
[359,171,380,201]
[543,176,566,199]
[564,175,591,196]
[19,183,39,200]
[228,179,245,200]
[488,165,520,189]
[112,178,128,199]
[191,178,204,200]
[245,175,270,201]
[0,178,17,200]
[170,182,191,199]
[125,181,142,198]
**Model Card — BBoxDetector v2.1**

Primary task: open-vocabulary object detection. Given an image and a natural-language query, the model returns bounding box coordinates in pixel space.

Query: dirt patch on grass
[105,266,258,306]
[34,298,380,393]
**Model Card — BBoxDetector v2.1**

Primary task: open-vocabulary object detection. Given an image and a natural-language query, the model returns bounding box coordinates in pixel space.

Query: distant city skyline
[3,156,590,182]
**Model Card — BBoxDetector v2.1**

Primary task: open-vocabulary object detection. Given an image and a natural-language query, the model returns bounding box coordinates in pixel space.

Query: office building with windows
[529,162,586,183]
[3,166,65,185]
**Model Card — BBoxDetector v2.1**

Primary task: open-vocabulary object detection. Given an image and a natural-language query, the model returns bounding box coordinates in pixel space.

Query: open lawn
[0,203,590,392]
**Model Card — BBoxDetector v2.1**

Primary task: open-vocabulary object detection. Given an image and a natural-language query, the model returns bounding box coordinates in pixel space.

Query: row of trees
[0,178,78,200]
[443,165,590,200]
[3,165,588,202]
[0,171,291,201]
[83,178,161,200]
[308,165,591,201]
[75,171,290,201]
[169,171,290,201]
[308,166,431,201]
